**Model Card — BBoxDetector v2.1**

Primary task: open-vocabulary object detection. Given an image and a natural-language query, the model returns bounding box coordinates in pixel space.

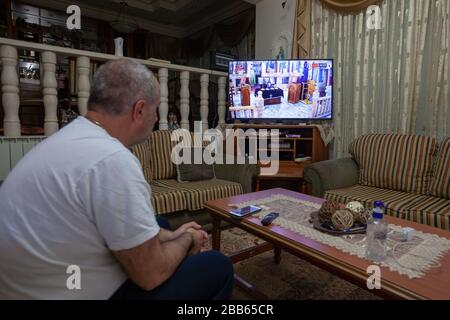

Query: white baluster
[200,73,209,132]
[76,56,90,116]
[1,45,20,137]
[42,51,58,135]
[179,71,190,130]
[158,68,169,130]
[217,76,226,127]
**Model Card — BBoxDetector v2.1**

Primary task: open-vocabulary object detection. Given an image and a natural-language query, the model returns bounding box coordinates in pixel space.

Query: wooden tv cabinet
[232,124,329,192]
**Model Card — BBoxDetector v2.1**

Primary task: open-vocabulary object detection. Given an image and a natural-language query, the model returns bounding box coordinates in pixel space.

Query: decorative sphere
[345,201,365,217]
[331,209,354,231]
[318,200,340,224]
[356,208,372,225]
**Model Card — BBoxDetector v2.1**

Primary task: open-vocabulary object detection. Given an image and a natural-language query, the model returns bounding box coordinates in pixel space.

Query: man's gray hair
[87,59,159,115]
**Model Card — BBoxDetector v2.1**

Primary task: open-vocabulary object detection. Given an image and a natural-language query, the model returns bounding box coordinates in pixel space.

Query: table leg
[255,177,261,192]
[211,215,222,251]
[299,180,306,194]
[274,247,282,264]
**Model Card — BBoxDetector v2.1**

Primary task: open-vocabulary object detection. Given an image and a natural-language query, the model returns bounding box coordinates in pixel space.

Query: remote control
[261,212,279,226]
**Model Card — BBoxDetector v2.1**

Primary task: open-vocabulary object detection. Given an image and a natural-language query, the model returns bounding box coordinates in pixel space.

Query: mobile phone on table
[229,205,262,218]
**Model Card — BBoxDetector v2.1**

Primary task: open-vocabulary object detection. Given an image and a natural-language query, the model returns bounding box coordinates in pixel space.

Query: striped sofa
[131,130,258,227]
[304,134,450,230]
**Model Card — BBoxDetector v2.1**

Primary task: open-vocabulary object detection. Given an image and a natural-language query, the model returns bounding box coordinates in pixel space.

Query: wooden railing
[0,37,228,137]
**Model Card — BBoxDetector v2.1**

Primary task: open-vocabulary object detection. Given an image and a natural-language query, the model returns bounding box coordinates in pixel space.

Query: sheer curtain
[311,0,449,158]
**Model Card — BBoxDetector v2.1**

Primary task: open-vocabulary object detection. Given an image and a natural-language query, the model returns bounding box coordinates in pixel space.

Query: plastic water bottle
[365,200,388,262]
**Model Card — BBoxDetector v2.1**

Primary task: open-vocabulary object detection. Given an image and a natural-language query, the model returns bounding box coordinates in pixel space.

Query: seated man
[0,59,233,300]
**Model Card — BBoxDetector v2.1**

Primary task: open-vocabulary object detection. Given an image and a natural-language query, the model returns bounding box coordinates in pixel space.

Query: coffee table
[204,188,450,300]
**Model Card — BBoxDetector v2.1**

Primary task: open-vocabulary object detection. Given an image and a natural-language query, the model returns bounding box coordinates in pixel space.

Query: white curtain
[311,0,449,158]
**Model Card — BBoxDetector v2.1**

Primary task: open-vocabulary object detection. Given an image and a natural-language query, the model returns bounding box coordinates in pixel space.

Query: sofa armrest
[304,157,359,197]
[214,163,259,193]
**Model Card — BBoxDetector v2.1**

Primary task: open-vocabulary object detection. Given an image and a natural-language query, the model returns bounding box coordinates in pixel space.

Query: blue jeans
[110,217,234,300]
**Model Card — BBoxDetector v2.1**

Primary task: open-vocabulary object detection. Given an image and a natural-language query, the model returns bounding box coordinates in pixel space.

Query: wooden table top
[204,188,450,300]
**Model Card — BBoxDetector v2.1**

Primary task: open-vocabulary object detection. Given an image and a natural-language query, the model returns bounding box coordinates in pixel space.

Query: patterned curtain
[310,0,449,159]
[292,0,311,58]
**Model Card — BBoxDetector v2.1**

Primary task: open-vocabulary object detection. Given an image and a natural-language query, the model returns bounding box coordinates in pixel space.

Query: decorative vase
[114,37,124,57]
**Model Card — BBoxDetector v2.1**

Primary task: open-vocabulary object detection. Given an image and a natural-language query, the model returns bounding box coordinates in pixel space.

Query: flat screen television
[227,59,333,122]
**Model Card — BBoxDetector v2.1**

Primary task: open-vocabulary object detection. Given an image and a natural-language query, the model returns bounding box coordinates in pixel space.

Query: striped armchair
[131,130,258,224]
[304,134,450,230]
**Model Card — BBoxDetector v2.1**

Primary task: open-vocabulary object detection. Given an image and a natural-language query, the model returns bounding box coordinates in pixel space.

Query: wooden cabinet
[233,124,328,163]
[232,124,329,192]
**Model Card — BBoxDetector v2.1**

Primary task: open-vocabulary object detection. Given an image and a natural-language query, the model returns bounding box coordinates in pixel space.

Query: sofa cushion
[154,179,243,211]
[132,130,217,182]
[324,185,425,218]
[131,139,153,182]
[176,147,216,182]
[404,195,450,231]
[429,137,450,199]
[148,130,176,180]
[176,163,215,182]
[150,185,187,215]
[349,134,437,194]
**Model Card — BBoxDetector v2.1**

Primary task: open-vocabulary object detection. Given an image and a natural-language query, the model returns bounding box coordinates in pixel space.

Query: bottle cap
[372,200,385,219]
[374,200,385,208]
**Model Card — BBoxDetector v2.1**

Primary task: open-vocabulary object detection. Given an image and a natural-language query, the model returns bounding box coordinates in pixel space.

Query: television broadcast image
[228,60,333,120]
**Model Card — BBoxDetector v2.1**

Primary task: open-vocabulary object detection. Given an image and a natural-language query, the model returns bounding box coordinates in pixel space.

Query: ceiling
[99,0,252,26]
[28,0,255,38]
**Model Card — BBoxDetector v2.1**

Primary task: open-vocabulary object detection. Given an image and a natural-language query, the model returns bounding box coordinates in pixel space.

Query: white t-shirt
[0,117,160,299]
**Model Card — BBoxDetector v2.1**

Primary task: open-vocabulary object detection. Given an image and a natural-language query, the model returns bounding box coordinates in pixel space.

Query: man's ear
[131,99,147,122]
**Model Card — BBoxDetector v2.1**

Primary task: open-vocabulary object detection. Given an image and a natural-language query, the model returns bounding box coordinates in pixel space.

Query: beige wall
[255,0,296,60]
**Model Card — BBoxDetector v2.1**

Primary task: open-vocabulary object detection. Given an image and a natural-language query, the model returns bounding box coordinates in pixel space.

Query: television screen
[227,59,333,121]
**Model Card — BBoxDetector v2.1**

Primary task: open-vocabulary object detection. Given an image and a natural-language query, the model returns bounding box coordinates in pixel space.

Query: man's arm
[112,229,204,291]
[158,228,174,242]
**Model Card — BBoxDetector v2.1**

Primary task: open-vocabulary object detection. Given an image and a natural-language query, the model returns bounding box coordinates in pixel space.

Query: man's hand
[172,221,202,240]
[158,221,202,243]
[186,228,209,255]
